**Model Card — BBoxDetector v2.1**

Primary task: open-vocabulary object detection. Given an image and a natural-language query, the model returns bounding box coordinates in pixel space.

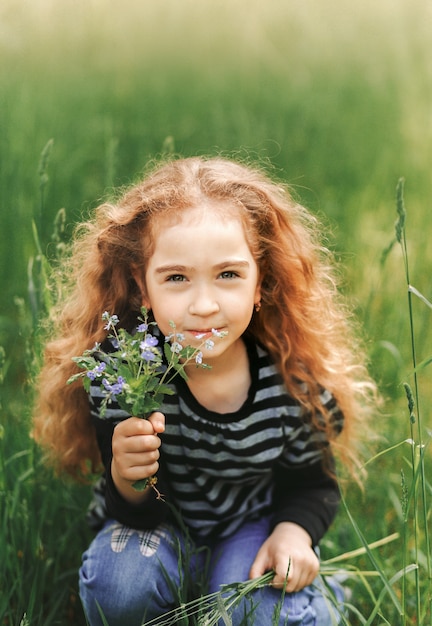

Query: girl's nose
[188,287,220,316]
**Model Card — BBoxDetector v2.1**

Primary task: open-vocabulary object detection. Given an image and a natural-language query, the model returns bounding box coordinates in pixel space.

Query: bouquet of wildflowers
[68,308,226,493]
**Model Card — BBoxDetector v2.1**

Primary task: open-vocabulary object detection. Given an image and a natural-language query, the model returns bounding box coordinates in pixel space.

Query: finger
[249,551,270,580]
[114,457,160,482]
[293,553,319,589]
[112,426,161,457]
[147,411,165,434]
[129,453,160,475]
[115,416,155,437]
[249,563,264,580]
[119,433,162,454]
[113,443,160,473]
[272,559,294,589]
[273,562,317,593]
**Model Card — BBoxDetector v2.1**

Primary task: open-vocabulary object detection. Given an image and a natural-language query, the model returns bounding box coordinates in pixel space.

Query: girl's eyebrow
[154,260,251,274]
[216,260,250,270]
[155,264,190,275]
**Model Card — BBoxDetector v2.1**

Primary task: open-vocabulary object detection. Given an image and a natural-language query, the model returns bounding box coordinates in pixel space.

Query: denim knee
[79,521,181,626]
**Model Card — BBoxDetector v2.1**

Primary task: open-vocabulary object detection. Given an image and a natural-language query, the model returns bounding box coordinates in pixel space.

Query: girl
[33,156,376,625]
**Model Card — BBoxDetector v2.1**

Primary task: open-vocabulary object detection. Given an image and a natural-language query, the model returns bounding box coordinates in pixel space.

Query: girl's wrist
[111,460,152,504]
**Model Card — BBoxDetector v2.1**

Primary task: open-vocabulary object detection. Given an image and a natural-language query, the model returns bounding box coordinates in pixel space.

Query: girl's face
[135,203,261,365]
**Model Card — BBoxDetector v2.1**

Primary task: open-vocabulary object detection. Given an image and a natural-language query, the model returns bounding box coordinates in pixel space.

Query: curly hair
[32,156,378,481]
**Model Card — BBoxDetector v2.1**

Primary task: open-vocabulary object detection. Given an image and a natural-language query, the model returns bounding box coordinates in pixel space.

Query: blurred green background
[1,0,431,623]
[1,0,431,369]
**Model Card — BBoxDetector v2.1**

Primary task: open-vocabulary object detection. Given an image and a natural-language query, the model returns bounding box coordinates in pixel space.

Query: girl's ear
[254,281,262,309]
[131,266,151,309]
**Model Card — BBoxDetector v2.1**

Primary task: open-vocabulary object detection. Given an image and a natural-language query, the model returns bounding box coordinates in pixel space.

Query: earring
[254,300,262,312]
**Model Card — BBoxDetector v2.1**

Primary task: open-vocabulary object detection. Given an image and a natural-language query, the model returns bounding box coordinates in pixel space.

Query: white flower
[170,341,183,354]
[211,328,227,338]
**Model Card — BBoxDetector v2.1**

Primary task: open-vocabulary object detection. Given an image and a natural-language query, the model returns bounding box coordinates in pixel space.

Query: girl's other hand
[249,522,319,592]
[111,412,165,503]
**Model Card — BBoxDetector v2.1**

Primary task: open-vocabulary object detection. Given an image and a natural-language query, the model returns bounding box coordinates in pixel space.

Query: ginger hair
[32,156,377,481]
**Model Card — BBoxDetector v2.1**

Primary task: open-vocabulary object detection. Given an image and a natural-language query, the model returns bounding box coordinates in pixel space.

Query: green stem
[397,179,431,622]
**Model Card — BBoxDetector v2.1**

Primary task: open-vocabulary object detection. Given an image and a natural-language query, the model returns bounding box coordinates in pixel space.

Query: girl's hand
[111,412,165,503]
[249,522,319,592]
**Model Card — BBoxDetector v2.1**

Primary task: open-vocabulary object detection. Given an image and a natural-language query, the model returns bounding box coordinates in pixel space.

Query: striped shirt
[89,337,343,545]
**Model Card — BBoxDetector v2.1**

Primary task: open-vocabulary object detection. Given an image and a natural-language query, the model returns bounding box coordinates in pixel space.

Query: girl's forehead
[143,199,259,266]
[152,200,243,230]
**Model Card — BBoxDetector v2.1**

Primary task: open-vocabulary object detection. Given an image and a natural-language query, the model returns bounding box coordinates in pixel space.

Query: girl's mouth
[188,328,225,340]
[189,330,213,339]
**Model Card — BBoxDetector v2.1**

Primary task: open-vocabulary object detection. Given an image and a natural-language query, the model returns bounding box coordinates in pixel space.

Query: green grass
[1,0,431,623]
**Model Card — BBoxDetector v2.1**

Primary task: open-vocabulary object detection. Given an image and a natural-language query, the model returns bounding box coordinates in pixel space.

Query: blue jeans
[79,516,343,625]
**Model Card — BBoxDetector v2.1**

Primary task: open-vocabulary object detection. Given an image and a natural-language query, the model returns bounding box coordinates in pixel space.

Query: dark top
[88,337,342,546]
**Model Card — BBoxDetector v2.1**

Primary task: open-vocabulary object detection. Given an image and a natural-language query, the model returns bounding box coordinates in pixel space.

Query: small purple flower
[195,351,203,365]
[137,323,148,333]
[102,376,125,396]
[204,339,215,350]
[141,349,157,362]
[86,362,106,380]
[140,334,158,350]
[139,336,159,361]
[112,376,125,394]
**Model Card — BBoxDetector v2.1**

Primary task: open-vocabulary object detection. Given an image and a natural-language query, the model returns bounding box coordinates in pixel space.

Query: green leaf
[116,396,133,414]
[176,366,189,381]
[66,372,84,385]
[158,384,174,396]
[163,342,173,361]
[181,345,196,359]
[145,377,160,392]
[117,363,133,381]
[132,478,149,491]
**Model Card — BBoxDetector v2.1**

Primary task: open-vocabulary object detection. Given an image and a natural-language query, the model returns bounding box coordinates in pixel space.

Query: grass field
[1,0,431,623]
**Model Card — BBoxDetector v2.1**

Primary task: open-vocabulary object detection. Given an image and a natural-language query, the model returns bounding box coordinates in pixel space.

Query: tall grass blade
[340,491,404,618]
[394,177,406,245]
[141,572,274,626]
[394,179,432,622]
[321,533,400,565]
[364,565,418,626]
[37,138,54,229]
[216,594,233,625]
[407,285,432,310]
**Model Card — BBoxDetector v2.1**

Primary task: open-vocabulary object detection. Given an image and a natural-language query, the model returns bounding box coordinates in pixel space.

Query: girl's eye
[219,270,238,279]
[167,274,186,282]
